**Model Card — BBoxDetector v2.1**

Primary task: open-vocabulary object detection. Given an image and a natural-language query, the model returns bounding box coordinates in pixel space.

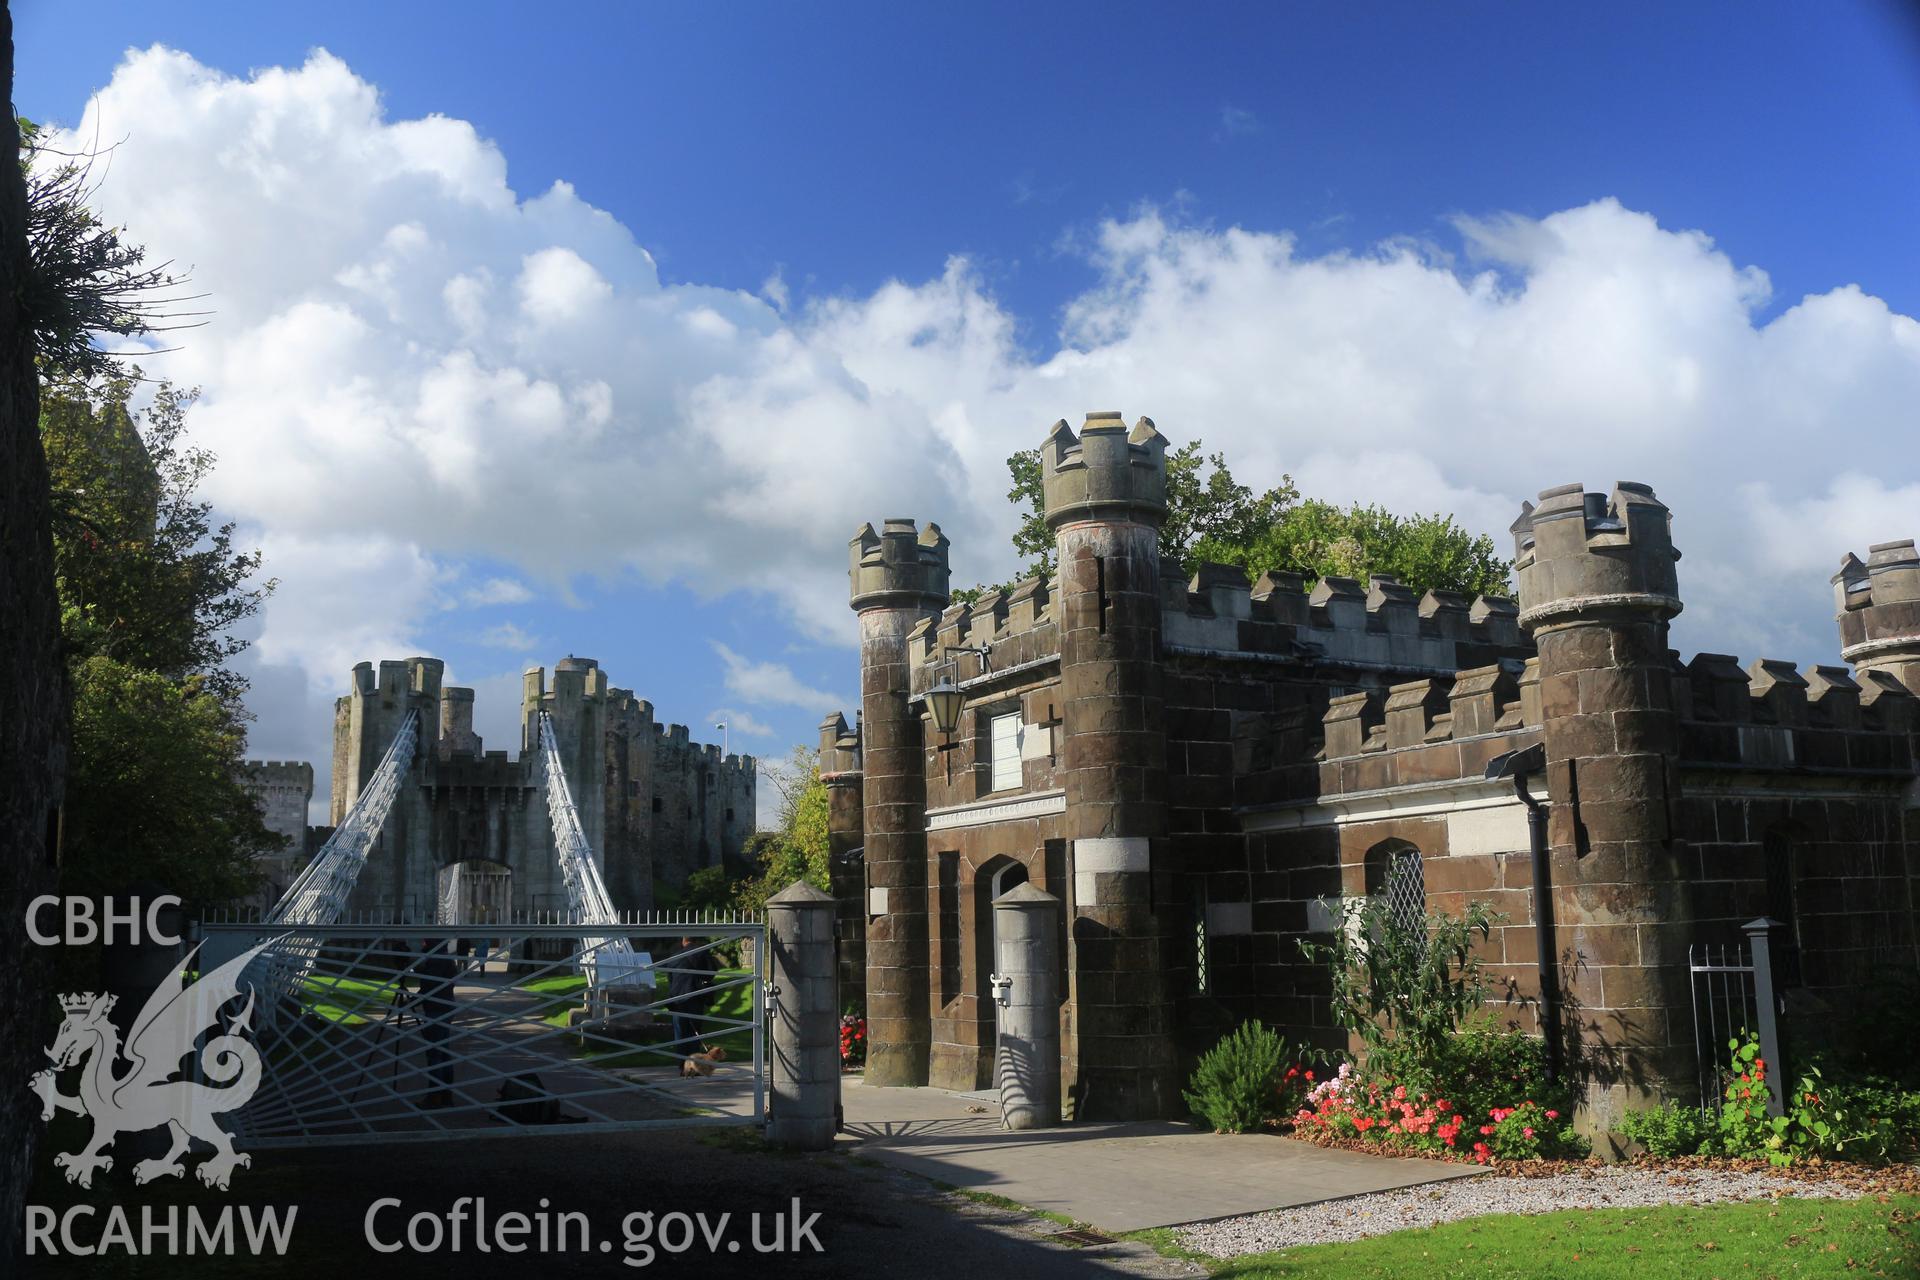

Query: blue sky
[16,3,1920,821]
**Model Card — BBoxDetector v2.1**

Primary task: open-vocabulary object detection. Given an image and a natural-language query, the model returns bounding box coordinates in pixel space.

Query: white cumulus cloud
[711,643,849,714]
[47,45,1920,786]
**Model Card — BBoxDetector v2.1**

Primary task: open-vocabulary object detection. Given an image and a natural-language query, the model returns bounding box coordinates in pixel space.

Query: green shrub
[1619,1102,1716,1157]
[1298,897,1501,1071]
[1716,1031,1893,1165]
[1184,1020,1302,1133]
[1426,1027,1571,1127]
[1825,1078,1920,1156]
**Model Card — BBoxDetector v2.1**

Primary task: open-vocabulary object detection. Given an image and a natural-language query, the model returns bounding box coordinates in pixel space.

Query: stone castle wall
[236,759,315,908]
[320,655,754,916]
[831,411,1920,1137]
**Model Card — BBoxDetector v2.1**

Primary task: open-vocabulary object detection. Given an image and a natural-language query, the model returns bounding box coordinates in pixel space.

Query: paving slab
[839,1078,1483,1233]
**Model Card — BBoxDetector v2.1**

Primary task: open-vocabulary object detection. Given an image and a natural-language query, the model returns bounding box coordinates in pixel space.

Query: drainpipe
[1486,744,1562,1083]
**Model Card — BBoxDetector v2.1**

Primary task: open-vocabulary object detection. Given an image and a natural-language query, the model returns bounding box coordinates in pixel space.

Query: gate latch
[989,973,1013,1008]
[763,980,782,1022]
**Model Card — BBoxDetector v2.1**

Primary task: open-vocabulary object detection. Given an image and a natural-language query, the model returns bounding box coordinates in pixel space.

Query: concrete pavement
[840,1077,1485,1233]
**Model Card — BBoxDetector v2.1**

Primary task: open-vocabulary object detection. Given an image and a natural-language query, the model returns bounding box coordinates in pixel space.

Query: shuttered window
[988,711,1023,792]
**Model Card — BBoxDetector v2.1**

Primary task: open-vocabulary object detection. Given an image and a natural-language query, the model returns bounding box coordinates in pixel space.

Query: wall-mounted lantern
[926,642,990,749]
[925,676,966,737]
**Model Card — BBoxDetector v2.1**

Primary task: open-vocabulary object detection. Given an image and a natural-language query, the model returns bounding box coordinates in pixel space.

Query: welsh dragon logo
[30,942,272,1190]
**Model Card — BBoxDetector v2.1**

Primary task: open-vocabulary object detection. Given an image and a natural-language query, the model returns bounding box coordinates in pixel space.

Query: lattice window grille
[1191,882,1210,994]
[1382,849,1426,943]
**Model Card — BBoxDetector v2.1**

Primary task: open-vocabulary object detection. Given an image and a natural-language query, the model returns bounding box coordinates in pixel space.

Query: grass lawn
[1137,1194,1920,1279]
[527,967,756,1065]
[297,972,403,1025]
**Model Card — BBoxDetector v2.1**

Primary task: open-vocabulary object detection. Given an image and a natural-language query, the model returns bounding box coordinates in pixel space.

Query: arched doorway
[973,857,1029,1083]
[437,858,511,927]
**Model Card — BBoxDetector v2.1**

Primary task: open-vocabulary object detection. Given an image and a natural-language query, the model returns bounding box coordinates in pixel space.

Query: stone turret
[1044,412,1176,1119]
[848,519,950,1086]
[438,686,480,759]
[1834,539,1920,694]
[819,711,866,1006]
[1513,481,1689,1141]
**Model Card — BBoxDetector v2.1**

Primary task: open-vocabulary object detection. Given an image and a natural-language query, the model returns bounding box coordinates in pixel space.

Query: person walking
[412,937,466,1108]
[667,936,718,1056]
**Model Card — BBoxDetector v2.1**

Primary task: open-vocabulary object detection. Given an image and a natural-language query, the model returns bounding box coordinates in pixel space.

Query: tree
[960,438,1510,600]
[961,439,1296,601]
[1199,499,1511,598]
[732,747,830,915]
[20,118,196,379]
[62,655,271,902]
[1,17,69,1254]
[40,374,275,903]
[43,372,272,706]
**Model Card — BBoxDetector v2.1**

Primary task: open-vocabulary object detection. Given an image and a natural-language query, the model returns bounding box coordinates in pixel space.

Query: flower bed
[839,1013,865,1070]
[1290,1059,1581,1164]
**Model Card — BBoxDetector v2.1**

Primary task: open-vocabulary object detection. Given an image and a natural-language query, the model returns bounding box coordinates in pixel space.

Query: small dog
[679,1045,727,1077]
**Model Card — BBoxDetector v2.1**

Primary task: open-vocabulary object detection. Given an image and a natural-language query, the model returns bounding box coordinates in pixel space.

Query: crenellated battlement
[819,711,861,775]
[901,558,1532,695]
[649,722,754,773]
[1673,650,1916,770]
[1318,661,1540,760]
[906,572,1058,691]
[1513,481,1682,632]
[849,518,951,612]
[1040,411,1168,530]
[1834,539,1920,690]
[1160,564,1527,671]
[241,760,316,785]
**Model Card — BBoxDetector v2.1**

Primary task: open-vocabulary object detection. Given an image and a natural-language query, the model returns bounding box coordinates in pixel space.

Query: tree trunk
[0,1,67,1254]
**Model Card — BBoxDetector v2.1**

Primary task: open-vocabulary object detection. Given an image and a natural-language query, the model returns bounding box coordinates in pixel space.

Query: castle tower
[526,657,609,862]
[1834,539,1920,693]
[1043,412,1176,1120]
[330,656,439,822]
[819,711,866,1009]
[848,518,950,1086]
[1513,481,1690,1138]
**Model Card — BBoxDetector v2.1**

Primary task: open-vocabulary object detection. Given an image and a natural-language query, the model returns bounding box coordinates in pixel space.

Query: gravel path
[1177,1166,1850,1257]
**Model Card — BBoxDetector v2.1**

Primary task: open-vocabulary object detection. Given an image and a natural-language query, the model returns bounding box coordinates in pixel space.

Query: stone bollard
[765,881,840,1149]
[993,883,1061,1130]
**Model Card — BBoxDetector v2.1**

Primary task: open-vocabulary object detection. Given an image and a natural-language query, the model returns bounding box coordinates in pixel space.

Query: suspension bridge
[184,710,768,1149]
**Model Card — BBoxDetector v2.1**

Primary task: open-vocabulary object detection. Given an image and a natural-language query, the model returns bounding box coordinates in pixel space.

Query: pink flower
[1545,1110,1559,1120]
[1522,1126,1535,1139]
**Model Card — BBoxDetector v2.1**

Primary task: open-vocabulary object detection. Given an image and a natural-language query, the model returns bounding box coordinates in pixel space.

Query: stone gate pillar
[993,882,1062,1130]
[848,519,949,1087]
[1514,481,1691,1141]
[766,881,839,1150]
[1043,412,1176,1120]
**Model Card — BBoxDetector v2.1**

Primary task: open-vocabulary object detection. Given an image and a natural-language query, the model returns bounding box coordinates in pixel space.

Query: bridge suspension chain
[537,712,647,987]
[266,710,420,928]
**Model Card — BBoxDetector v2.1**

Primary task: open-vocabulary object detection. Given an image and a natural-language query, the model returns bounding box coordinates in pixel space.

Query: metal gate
[1687,917,1788,1117]
[188,911,766,1147]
